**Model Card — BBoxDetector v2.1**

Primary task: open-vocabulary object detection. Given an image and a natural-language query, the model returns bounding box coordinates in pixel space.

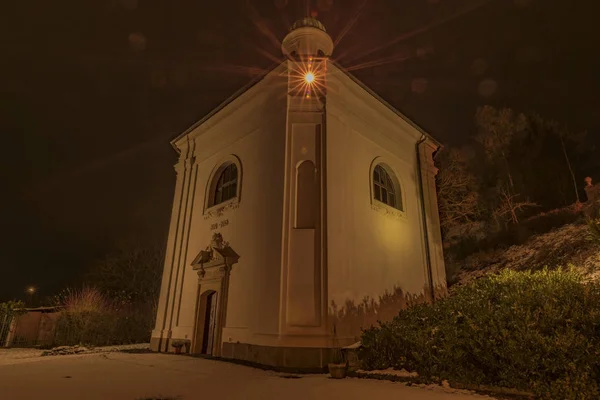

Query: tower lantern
[281,17,334,59]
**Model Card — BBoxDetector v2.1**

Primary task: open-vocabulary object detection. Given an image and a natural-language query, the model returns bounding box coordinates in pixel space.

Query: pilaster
[280,58,329,338]
[165,151,197,347]
[151,158,188,351]
[153,140,196,352]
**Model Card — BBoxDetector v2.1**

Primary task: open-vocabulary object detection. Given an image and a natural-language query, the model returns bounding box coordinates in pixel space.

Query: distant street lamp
[26,286,36,306]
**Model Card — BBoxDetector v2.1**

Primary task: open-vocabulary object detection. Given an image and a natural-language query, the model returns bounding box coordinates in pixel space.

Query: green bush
[359,269,600,399]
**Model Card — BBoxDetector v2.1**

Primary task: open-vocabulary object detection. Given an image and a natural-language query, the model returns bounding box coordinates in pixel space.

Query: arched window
[212,164,238,206]
[373,164,403,211]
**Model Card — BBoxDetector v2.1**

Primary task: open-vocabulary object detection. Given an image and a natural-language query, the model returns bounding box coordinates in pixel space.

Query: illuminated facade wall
[325,63,446,342]
[151,64,289,353]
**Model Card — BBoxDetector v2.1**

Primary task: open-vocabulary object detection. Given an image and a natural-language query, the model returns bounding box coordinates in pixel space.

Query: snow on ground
[0,348,44,366]
[356,368,419,378]
[0,343,149,366]
[40,342,150,356]
[0,351,495,400]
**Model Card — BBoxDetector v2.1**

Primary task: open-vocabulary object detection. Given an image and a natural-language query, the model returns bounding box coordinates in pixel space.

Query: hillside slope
[453,222,600,286]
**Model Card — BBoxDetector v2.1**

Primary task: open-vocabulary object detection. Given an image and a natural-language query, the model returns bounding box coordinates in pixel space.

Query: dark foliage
[360,269,600,399]
[446,205,584,262]
[52,288,154,346]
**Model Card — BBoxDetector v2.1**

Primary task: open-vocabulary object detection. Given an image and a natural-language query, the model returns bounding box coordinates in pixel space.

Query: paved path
[0,351,494,400]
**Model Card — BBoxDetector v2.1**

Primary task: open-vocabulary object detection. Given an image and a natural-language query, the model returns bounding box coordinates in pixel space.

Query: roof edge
[329,60,442,148]
[170,59,286,152]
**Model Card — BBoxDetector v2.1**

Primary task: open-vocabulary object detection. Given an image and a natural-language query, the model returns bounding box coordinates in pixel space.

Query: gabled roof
[329,61,441,148]
[170,60,285,151]
[170,58,441,152]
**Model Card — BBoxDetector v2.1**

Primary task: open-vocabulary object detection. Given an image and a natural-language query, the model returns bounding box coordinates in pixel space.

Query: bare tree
[525,114,587,205]
[86,240,165,314]
[436,148,480,233]
[493,184,538,225]
[475,106,528,190]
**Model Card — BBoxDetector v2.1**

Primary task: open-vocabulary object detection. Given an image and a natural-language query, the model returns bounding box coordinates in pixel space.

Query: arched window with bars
[211,163,238,207]
[373,164,403,211]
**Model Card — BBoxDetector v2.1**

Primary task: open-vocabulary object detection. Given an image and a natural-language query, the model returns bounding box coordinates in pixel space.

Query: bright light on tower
[304,72,315,84]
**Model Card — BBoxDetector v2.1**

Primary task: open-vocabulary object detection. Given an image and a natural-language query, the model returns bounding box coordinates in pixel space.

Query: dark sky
[2,0,599,301]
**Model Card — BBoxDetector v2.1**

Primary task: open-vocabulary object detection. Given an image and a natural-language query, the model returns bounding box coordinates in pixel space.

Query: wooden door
[201,292,218,355]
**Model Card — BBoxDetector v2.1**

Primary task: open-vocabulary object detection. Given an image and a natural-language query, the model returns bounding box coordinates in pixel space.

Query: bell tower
[281,17,334,58]
[279,16,334,343]
[281,17,334,100]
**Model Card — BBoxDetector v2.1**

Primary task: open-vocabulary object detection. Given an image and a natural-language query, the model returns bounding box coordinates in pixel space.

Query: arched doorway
[201,291,218,355]
[190,233,239,356]
[195,290,218,355]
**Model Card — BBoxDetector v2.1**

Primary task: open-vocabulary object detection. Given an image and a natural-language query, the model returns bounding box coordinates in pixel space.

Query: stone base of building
[150,336,162,352]
[221,342,334,372]
[150,339,340,372]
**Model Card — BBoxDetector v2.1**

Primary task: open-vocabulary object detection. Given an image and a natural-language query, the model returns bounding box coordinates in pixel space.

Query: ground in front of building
[0,348,494,400]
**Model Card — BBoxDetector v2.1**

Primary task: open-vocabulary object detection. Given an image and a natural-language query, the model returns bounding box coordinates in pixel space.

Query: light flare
[287,57,328,100]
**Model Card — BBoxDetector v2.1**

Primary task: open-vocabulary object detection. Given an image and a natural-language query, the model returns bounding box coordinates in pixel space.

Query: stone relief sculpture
[211,232,229,249]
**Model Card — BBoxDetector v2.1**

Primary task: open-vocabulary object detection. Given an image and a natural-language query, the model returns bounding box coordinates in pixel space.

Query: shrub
[359,268,600,399]
[587,211,600,246]
[522,205,583,236]
[52,287,153,346]
[445,235,480,261]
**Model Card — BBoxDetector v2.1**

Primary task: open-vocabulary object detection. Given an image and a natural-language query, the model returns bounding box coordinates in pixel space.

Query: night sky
[2,0,599,301]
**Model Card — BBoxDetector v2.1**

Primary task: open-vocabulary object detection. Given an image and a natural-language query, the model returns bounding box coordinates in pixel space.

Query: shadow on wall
[329,285,448,342]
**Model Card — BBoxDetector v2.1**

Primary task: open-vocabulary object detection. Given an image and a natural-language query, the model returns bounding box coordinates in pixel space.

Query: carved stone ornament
[211,232,229,249]
[203,200,239,220]
[190,233,240,280]
[371,202,406,221]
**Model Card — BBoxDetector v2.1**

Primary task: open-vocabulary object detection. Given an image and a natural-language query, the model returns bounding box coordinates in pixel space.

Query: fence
[0,308,14,347]
[2,305,153,348]
[1,307,61,348]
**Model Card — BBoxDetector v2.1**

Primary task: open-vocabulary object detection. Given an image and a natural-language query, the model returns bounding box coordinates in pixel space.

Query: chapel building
[151,17,446,369]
